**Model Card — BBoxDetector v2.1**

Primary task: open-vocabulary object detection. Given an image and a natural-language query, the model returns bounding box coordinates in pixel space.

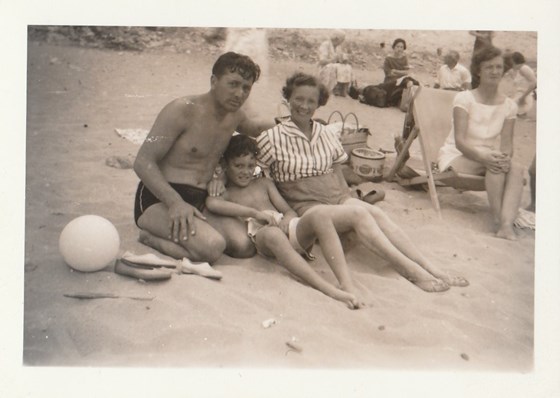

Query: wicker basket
[327,111,370,156]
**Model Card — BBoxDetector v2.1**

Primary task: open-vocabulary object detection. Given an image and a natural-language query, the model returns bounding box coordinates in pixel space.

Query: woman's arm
[453,107,504,173]
[499,118,516,157]
[518,65,537,101]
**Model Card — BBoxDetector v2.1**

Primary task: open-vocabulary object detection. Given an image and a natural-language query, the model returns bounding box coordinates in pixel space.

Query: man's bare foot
[410,278,450,293]
[496,225,517,240]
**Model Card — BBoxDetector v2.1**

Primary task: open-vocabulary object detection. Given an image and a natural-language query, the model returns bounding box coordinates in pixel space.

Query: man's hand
[167,201,206,242]
[207,179,226,197]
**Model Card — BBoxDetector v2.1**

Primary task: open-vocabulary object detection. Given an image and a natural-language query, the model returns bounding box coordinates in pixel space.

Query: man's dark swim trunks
[134,181,207,226]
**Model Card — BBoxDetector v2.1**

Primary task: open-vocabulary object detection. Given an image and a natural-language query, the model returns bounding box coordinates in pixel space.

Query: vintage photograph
[23,26,537,372]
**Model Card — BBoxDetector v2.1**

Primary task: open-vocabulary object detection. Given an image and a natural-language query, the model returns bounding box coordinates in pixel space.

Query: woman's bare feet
[332,289,364,310]
[432,272,469,287]
[496,224,517,240]
[409,278,450,292]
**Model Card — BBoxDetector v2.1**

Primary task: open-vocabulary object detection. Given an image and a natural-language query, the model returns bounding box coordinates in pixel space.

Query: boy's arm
[206,195,277,225]
[205,195,258,219]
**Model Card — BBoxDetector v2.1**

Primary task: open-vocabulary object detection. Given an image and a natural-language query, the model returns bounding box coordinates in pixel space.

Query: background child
[206,135,363,309]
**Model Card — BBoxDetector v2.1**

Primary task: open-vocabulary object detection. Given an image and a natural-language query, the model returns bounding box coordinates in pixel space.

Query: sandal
[352,182,385,205]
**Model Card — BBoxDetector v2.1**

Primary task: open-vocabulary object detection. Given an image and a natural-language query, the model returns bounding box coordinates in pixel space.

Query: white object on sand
[114,128,149,145]
[59,215,120,272]
[514,208,535,230]
[121,251,179,268]
[181,258,223,280]
[261,318,277,328]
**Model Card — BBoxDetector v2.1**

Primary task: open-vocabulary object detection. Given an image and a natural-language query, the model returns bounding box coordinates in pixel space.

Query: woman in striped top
[257,72,469,293]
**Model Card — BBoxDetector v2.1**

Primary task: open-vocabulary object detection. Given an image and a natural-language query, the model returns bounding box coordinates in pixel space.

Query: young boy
[205,135,363,309]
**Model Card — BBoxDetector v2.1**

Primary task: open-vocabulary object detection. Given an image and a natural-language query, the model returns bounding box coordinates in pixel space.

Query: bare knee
[188,233,226,263]
[509,162,524,179]
[226,234,256,258]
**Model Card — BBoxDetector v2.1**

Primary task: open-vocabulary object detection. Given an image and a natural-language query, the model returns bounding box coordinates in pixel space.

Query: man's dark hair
[212,52,261,83]
[223,135,259,162]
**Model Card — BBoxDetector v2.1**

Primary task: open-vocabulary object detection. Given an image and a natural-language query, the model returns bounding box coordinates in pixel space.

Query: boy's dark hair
[470,46,503,77]
[223,135,259,162]
[212,52,261,83]
[282,72,329,106]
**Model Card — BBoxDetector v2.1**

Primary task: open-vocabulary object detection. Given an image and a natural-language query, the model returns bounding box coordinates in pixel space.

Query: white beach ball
[59,215,120,272]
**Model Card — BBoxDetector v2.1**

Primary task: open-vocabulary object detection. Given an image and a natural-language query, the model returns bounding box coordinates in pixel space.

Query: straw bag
[327,111,370,156]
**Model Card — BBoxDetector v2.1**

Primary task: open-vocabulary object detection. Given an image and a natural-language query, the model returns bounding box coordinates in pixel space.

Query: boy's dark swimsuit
[134,181,208,226]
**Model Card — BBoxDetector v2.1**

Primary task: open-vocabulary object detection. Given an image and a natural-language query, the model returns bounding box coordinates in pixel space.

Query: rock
[105,155,135,169]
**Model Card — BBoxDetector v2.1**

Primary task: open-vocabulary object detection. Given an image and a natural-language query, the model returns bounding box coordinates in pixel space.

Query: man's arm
[134,100,205,241]
[236,111,276,138]
[134,100,186,208]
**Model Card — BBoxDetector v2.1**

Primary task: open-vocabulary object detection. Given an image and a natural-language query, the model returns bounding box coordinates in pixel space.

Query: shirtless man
[132,52,273,264]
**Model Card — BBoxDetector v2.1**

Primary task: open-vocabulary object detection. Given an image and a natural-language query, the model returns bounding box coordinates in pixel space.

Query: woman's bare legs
[306,204,450,292]
[485,171,507,225]
[344,198,468,287]
[490,163,524,240]
[255,226,361,309]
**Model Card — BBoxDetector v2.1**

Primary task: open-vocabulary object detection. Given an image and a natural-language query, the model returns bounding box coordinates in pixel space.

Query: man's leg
[137,203,226,263]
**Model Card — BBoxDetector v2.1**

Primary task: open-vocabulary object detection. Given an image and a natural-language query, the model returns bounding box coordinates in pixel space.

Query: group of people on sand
[123,30,535,308]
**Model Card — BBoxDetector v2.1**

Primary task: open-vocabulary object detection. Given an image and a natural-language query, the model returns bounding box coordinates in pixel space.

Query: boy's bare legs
[255,226,361,309]
[205,210,256,258]
[137,203,226,263]
[296,207,362,303]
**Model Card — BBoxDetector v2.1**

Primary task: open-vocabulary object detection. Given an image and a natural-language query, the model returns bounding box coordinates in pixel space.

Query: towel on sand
[115,128,149,145]
[514,208,535,230]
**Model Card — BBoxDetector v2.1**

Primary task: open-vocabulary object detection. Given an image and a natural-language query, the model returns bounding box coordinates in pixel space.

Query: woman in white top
[507,51,537,116]
[438,46,524,240]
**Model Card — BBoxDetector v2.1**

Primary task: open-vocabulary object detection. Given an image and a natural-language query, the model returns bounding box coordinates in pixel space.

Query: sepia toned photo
[3,0,559,396]
[24,26,536,370]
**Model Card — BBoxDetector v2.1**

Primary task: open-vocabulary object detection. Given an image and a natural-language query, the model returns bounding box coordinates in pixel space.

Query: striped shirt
[256,118,348,182]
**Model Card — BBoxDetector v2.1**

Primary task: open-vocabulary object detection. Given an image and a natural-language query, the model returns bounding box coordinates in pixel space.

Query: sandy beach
[2,14,559,397]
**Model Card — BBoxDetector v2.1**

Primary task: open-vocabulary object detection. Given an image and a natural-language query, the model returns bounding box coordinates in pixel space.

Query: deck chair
[386,86,485,218]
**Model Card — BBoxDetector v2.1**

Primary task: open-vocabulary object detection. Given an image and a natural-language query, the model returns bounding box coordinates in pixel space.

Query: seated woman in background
[505,51,537,117]
[317,30,353,97]
[383,38,412,83]
[437,46,524,240]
